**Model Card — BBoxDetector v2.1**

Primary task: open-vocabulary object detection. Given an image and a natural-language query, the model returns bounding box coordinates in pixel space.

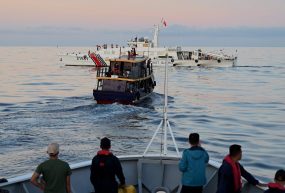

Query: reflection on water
[0,47,285,182]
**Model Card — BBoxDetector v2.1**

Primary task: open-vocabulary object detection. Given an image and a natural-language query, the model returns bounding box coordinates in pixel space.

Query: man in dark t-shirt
[90,137,125,193]
[31,143,72,193]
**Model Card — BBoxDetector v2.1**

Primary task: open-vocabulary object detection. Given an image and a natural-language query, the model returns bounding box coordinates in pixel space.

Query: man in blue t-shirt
[179,133,209,193]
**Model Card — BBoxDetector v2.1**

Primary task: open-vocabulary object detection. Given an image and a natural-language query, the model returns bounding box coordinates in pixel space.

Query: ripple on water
[0,47,285,182]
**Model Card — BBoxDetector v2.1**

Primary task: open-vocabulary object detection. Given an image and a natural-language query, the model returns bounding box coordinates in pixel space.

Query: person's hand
[258,183,268,187]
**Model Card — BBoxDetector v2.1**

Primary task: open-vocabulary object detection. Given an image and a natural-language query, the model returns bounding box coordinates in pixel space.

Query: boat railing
[96,67,111,78]
[97,66,152,80]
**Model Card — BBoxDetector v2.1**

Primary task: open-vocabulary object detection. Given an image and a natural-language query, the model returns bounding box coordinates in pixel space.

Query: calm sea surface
[0,47,284,182]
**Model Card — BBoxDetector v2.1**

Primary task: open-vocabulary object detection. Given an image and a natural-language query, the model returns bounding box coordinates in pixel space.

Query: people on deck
[90,137,125,193]
[264,169,285,193]
[30,143,72,193]
[179,133,209,193]
[216,144,265,193]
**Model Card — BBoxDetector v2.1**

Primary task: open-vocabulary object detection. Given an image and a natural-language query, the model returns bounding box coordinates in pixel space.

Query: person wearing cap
[30,143,72,193]
[216,144,266,193]
[264,169,285,193]
[179,133,209,193]
[90,137,125,193]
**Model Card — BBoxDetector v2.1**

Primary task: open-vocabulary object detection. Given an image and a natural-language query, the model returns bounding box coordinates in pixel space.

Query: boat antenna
[143,54,180,156]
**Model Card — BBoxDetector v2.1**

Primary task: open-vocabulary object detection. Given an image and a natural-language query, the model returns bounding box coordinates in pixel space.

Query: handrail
[96,75,153,82]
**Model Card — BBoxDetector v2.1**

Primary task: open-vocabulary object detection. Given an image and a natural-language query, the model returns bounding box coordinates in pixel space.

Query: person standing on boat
[216,144,265,193]
[90,137,125,193]
[264,169,285,193]
[30,143,72,193]
[179,133,209,193]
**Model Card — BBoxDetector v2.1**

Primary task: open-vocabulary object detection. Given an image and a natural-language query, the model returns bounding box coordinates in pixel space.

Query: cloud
[159,25,285,47]
[0,25,285,47]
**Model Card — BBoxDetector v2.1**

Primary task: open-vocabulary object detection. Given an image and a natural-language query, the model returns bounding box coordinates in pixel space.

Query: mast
[143,54,180,156]
[152,24,160,48]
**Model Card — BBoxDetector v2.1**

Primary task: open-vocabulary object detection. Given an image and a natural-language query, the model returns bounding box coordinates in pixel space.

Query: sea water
[0,47,284,182]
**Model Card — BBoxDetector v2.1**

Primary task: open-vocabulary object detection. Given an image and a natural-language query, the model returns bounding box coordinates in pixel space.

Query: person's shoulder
[189,146,207,152]
[58,159,70,167]
[181,148,192,156]
[92,154,99,160]
[111,154,120,160]
[199,146,208,153]
[182,149,189,153]
[39,159,51,166]
[220,160,232,171]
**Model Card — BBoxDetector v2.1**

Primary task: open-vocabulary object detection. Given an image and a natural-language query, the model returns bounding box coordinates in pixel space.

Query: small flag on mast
[161,18,167,27]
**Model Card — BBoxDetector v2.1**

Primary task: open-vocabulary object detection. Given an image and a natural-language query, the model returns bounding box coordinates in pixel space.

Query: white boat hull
[173,59,237,67]
[59,54,96,66]
[0,155,265,193]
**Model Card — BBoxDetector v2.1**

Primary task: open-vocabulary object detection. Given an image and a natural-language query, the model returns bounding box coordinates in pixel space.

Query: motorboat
[93,48,156,104]
[172,49,238,67]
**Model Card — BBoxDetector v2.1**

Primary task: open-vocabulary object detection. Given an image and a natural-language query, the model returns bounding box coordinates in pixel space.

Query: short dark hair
[189,133,199,145]
[275,169,285,182]
[100,137,111,149]
[229,144,242,156]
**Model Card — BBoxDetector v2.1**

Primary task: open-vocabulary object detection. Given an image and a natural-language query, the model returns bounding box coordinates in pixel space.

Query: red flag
[161,18,167,27]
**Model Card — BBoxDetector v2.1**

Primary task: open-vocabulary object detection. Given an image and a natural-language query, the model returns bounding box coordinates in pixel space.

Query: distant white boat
[59,52,108,67]
[58,24,238,68]
[58,24,171,67]
[170,49,237,67]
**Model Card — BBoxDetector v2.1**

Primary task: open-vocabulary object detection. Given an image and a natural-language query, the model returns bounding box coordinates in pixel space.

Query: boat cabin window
[102,80,126,92]
[110,62,121,75]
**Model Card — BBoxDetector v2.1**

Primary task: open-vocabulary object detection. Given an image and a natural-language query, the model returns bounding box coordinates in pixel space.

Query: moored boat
[93,49,156,104]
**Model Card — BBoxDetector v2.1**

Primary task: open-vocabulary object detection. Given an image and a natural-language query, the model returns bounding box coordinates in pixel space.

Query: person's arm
[179,150,188,172]
[30,172,45,191]
[217,164,233,193]
[114,157,125,185]
[90,158,96,186]
[240,164,259,185]
[66,175,71,193]
[65,163,72,193]
[204,150,209,163]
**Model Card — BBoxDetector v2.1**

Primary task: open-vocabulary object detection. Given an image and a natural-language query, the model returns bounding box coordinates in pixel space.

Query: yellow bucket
[118,185,136,193]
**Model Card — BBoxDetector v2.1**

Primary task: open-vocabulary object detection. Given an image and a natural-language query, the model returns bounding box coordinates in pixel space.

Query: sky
[0,0,285,46]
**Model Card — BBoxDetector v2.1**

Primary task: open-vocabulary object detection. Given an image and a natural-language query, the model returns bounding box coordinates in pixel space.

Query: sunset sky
[1,0,285,46]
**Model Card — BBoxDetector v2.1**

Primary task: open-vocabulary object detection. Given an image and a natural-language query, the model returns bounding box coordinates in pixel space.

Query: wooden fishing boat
[93,49,156,104]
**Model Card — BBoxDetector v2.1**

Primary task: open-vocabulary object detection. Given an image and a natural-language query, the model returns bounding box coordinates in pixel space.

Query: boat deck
[0,155,265,193]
